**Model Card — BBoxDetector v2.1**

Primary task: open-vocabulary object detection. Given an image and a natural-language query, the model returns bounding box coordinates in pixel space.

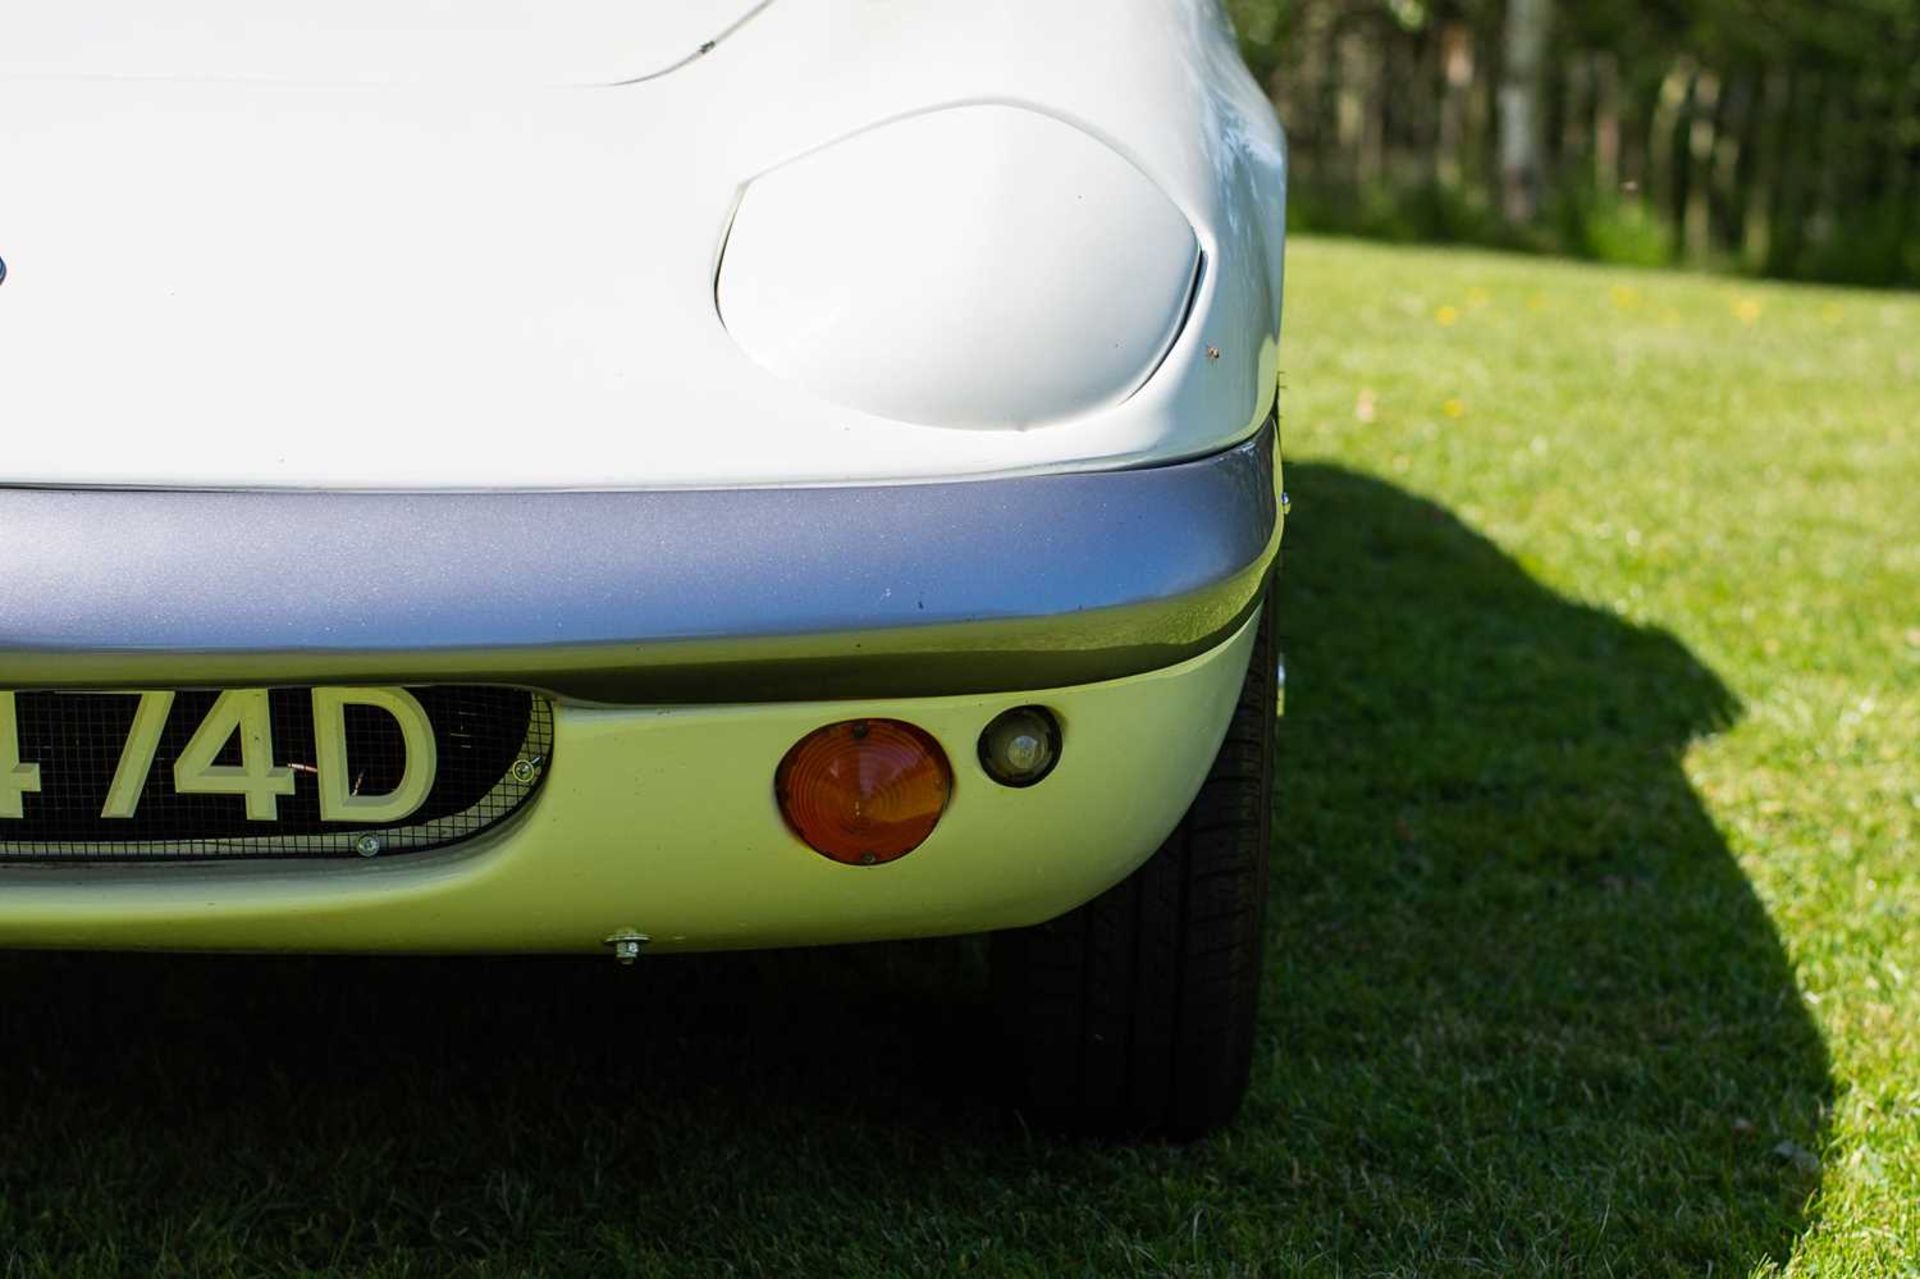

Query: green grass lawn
[1,238,1914,1275]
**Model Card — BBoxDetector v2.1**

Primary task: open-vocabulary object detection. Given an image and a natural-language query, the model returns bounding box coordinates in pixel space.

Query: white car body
[0,0,1284,489]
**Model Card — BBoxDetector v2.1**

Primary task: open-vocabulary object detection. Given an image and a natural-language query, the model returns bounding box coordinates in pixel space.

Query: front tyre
[991,588,1277,1140]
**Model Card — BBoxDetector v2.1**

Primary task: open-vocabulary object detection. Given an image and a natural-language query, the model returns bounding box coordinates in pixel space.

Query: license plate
[0,686,546,857]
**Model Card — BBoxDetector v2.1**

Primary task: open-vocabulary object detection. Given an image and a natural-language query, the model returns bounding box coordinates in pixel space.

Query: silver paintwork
[0,424,1278,703]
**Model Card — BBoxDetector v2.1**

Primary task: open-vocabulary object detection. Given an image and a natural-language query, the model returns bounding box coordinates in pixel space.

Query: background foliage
[1227,0,1920,286]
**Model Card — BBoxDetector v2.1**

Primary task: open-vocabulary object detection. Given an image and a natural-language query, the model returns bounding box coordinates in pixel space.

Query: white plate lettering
[0,688,437,824]
[0,692,44,819]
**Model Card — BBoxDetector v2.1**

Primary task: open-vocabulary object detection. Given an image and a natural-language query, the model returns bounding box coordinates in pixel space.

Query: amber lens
[775,719,951,864]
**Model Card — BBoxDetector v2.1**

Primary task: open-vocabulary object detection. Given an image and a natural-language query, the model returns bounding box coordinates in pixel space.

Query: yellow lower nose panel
[0,614,1258,955]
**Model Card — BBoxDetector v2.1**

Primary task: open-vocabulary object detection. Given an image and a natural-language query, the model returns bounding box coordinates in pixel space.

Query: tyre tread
[992,588,1278,1139]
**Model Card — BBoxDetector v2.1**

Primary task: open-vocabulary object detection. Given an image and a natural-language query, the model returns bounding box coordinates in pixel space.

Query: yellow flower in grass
[1442,398,1466,419]
[1732,296,1763,325]
[1435,305,1461,326]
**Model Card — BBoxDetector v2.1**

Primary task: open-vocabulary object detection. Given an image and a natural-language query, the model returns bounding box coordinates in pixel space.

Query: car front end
[0,0,1288,1136]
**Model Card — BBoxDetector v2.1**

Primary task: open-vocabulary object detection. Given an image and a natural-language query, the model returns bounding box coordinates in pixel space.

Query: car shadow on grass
[1255,463,1832,1272]
[0,463,1830,1275]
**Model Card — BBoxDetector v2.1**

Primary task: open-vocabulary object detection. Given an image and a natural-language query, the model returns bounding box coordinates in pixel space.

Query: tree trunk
[1435,22,1475,188]
[1498,0,1552,223]
[1711,74,1752,262]
[1743,68,1790,269]
[1649,60,1694,229]
[1811,79,1846,257]
[1287,2,1341,189]
[1593,52,1621,195]
[1336,26,1385,190]
[1562,53,1591,173]
[1684,69,1722,265]
[1881,65,1916,264]
[1771,71,1821,276]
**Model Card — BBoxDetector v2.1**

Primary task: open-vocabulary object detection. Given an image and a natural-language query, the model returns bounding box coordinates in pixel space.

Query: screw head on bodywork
[1280,490,1292,516]
[604,928,650,965]
[355,834,384,857]
[510,759,538,784]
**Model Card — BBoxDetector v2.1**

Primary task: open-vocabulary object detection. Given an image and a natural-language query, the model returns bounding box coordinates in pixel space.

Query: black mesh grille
[1,686,551,861]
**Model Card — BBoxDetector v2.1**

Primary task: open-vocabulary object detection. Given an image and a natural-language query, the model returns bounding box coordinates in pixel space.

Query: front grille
[1,686,551,861]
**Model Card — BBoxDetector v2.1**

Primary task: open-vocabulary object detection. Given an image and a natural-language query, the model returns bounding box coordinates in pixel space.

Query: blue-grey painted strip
[0,424,1278,701]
